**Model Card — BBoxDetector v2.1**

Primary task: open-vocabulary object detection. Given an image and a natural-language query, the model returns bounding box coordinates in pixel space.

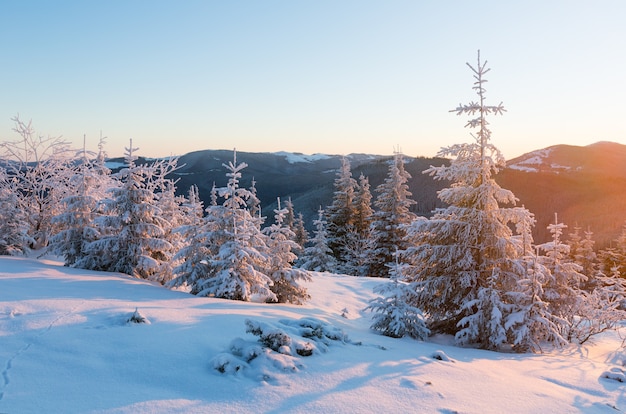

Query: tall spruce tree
[368,151,417,277]
[326,157,358,266]
[173,151,275,301]
[402,51,534,350]
[342,173,375,276]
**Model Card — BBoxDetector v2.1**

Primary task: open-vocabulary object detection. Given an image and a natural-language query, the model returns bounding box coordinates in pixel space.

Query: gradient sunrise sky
[1,1,624,159]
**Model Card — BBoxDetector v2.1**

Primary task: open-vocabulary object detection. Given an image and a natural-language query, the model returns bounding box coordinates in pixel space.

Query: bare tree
[0,116,74,249]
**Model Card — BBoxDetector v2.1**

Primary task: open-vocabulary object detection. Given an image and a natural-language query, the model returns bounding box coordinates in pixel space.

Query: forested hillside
[110,141,626,248]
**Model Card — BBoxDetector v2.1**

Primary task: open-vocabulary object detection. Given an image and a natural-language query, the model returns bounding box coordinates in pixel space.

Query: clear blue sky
[1,1,625,159]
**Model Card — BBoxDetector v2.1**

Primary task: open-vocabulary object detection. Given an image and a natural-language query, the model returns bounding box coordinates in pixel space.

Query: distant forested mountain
[108,141,626,248]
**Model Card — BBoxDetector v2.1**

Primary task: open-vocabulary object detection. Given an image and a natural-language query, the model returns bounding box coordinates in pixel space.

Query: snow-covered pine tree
[79,140,175,281]
[402,51,535,350]
[578,228,599,284]
[263,198,311,304]
[0,183,29,255]
[507,250,569,352]
[368,151,417,278]
[537,213,588,341]
[567,225,583,264]
[537,213,587,341]
[169,186,215,294]
[151,178,185,283]
[50,136,111,266]
[353,173,374,238]
[598,223,626,278]
[342,173,375,276]
[181,150,275,301]
[500,209,570,352]
[292,212,309,257]
[284,197,296,231]
[298,207,337,273]
[325,157,358,266]
[367,249,429,339]
[247,177,261,220]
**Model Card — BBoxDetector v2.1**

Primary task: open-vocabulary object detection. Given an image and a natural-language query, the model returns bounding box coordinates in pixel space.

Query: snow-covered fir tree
[151,178,185,283]
[169,186,215,294]
[284,197,296,231]
[507,248,568,352]
[298,207,337,273]
[247,177,261,220]
[537,213,587,341]
[292,212,309,257]
[567,225,583,264]
[325,157,358,266]
[367,249,429,339]
[172,150,275,302]
[368,151,417,278]
[0,183,29,255]
[598,223,626,278]
[402,52,535,350]
[342,173,375,276]
[263,198,311,304]
[50,136,112,267]
[78,141,176,281]
[579,228,599,280]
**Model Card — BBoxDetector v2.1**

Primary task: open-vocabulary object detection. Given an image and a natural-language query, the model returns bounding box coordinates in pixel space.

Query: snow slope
[1,257,625,413]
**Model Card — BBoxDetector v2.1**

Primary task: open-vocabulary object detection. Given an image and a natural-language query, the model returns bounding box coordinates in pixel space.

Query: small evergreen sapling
[263,198,311,304]
[367,250,429,339]
[298,207,337,273]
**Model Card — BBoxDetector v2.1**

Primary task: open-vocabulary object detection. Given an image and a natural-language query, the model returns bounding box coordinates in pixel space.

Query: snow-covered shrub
[127,308,149,324]
[213,318,353,381]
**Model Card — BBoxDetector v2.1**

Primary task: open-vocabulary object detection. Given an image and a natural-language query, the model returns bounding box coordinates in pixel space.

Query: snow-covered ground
[1,256,625,414]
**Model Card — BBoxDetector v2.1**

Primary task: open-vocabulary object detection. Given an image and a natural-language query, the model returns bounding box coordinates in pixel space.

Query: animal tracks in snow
[0,302,85,401]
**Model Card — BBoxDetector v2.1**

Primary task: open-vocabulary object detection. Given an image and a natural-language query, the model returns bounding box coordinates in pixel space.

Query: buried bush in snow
[127,308,149,324]
[211,317,352,381]
[601,367,626,383]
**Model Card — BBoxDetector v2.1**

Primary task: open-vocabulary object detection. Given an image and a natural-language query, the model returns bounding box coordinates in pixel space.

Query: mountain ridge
[105,141,626,248]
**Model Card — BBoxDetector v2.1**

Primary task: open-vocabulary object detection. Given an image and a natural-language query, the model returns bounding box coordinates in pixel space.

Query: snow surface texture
[1,256,626,413]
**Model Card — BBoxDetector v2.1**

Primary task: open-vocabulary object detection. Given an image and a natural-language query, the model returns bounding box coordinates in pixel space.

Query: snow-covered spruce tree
[537,214,589,341]
[598,223,626,278]
[150,178,185,283]
[169,186,216,294]
[539,214,626,344]
[176,151,275,301]
[0,116,74,249]
[78,141,176,281]
[325,156,358,266]
[342,173,375,276]
[298,207,337,273]
[284,197,296,231]
[507,249,569,352]
[402,52,535,350]
[50,136,112,267]
[367,249,429,339]
[247,177,262,221]
[0,182,30,255]
[292,212,309,257]
[567,225,583,264]
[502,209,568,352]
[263,198,311,304]
[368,151,417,278]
